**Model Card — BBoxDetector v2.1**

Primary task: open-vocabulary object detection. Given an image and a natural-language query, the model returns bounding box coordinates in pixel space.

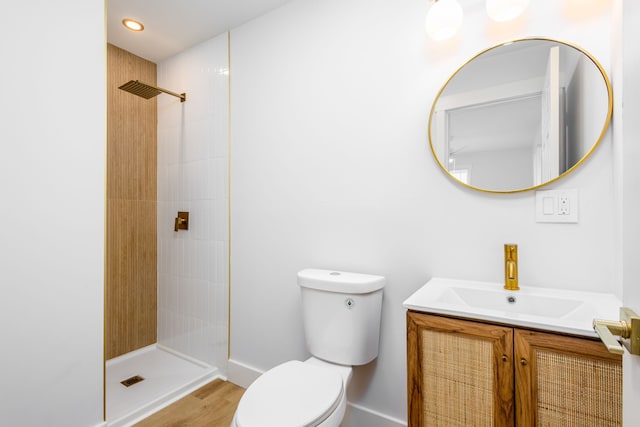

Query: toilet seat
[235,360,344,427]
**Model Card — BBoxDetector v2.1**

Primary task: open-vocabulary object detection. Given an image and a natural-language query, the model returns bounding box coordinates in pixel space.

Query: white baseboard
[227,358,262,388]
[343,402,407,427]
[227,358,407,427]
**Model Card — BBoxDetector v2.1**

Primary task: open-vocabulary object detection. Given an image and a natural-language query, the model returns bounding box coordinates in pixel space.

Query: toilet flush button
[330,272,341,275]
[345,298,355,309]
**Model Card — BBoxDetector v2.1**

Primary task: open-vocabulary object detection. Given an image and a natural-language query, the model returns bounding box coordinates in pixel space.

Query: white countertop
[403,277,622,338]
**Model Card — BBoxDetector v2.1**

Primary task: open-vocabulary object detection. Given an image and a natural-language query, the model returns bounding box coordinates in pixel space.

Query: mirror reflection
[429,38,612,193]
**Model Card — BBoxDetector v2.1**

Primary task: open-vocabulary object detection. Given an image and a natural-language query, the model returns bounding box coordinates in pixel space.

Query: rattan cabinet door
[514,329,622,427]
[407,312,515,427]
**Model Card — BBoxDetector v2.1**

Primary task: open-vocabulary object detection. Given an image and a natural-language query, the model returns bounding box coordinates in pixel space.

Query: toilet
[231,268,385,427]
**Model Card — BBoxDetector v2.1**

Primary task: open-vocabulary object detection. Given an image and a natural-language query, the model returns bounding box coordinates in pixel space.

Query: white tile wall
[157,33,229,371]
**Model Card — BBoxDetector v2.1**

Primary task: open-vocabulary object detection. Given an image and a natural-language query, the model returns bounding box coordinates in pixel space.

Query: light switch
[535,189,578,223]
[542,197,554,215]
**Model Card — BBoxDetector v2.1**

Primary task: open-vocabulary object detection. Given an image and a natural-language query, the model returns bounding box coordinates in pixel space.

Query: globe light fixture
[425,0,464,41]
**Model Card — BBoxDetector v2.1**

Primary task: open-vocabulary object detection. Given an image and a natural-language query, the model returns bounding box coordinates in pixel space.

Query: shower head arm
[118,80,186,102]
[154,85,186,103]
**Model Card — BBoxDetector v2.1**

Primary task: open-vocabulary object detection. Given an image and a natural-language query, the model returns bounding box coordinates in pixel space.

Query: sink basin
[403,278,622,337]
[437,286,583,318]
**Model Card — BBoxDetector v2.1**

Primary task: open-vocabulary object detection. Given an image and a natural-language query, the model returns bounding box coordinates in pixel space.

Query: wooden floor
[135,379,245,427]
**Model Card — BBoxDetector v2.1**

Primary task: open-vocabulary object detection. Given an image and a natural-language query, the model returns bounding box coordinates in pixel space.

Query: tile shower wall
[157,33,229,371]
[106,44,158,360]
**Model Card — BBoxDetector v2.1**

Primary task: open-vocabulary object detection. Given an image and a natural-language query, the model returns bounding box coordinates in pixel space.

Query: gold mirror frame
[428,37,613,194]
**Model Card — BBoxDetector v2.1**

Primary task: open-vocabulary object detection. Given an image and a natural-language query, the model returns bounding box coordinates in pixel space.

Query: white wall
[157,34,230,371]
[0,1,105,426]
[615,0,640,423]
[229,0,616,423]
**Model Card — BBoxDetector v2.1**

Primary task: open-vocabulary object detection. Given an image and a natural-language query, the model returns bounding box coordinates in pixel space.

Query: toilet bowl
[231,358,352,427]
[231,269,385,427]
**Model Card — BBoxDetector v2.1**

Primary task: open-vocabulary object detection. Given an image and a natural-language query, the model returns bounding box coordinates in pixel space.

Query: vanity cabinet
[407,311,622,427]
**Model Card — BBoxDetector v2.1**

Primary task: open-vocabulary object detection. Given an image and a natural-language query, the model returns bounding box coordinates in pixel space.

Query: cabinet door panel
[515,329,622,426]
[407,312,514,427]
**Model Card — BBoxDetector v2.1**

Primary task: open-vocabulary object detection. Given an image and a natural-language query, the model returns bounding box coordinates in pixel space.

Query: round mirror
[428,38,613,193]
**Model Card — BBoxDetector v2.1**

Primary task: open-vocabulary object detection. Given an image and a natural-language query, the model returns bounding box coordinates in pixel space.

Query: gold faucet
[504,244,519,291]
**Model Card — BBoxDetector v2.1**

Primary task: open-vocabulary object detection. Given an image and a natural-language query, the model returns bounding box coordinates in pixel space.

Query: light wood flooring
[134,379,245,427]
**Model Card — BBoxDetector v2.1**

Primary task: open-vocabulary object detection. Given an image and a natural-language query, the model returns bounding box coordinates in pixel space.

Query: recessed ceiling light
[122,18,144,32]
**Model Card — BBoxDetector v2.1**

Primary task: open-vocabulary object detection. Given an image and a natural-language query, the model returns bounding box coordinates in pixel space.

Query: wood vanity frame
[407,311,622,427]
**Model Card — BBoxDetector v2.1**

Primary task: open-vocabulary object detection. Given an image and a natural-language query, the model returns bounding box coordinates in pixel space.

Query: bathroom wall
[614,0,640,421]
[0,1,105,426]
[229,0,616,423]
[106,43,158,360]
[157,33,230,370]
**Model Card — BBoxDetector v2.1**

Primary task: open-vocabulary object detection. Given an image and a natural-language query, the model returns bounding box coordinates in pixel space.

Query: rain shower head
[118,80,186,102]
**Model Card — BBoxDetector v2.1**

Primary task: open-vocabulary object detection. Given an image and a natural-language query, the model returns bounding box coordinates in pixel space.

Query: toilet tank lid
[297,269,385,294]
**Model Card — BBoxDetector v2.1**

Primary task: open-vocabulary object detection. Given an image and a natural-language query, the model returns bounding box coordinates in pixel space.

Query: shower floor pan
[106,344,220,426]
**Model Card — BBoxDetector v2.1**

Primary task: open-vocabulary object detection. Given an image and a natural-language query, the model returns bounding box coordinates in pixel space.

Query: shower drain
[120,375,145,387]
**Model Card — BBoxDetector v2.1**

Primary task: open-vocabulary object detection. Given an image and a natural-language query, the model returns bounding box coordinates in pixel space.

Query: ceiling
[107,0,294,63]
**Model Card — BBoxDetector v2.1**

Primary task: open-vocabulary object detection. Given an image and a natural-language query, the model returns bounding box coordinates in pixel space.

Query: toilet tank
[298,269,385,366]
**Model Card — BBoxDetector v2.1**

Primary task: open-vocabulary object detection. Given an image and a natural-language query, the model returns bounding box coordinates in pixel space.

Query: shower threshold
[106,344,220,426]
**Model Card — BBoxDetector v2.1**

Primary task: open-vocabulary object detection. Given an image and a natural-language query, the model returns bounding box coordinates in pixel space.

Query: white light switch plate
[535,189,578,223]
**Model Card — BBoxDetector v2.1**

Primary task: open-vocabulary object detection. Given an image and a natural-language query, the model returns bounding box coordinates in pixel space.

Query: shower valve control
[174,211,189,232]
